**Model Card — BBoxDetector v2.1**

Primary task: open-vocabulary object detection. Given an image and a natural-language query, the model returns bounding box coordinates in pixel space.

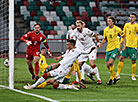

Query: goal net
[0,0,14,89]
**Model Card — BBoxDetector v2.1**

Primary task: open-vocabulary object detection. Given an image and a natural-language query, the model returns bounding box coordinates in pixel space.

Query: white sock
[76,72,79,82]
[31,77,45,88]
[95,67,101,80]
[57,84,75,90]
[80,67,85,80]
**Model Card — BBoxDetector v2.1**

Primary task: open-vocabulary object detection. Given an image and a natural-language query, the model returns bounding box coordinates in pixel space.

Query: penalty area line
[0,85,58,102]
[59,99,138,101]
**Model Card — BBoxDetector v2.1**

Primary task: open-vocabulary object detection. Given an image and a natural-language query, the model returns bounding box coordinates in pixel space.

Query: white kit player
[66,24,76,40]
[67,23,99,84]
[24,39,90,90]
[72,20,102,84]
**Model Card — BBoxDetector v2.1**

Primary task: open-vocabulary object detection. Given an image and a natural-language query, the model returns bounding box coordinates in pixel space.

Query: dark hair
[107,16,116,24]
[34,23,41,27]
[41,47,46,50]
[67,39,76,46]
[130,12,137,17]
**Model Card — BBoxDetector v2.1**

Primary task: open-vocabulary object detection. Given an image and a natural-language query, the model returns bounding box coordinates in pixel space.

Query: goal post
[0,0,14,89]
[9,0,14,89]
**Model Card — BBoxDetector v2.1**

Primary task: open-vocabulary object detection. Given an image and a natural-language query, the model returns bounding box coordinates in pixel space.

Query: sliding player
[72,20,102,84]
[99,16,124,85]
[20,23,52,80]
[117,12,138,80]
[24,39,90,90]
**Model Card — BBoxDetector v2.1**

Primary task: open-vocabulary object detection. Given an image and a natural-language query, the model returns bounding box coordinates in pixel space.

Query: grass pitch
[1,58,138,102]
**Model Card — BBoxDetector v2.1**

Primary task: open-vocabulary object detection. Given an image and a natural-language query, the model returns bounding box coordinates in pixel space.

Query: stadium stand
[15,0,138,39]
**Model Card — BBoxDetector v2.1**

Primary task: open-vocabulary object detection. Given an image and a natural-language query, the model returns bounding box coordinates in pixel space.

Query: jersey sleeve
[123,24,127,36]
[136,23,138,33]
[118,27,123,36]
[103,29,106,40]
[86,28,94,36]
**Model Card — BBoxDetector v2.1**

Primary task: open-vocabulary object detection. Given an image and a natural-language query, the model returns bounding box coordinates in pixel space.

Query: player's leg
[117,48,128,79]
[83,63,96,81]
[36,78,54,88]
[26,59,35,79]
[78,55,87,83]
[129,48,137,80]
[117,55,125,80]
[34,55,40,80]
[63,66,74,84]
[107,49,119,85]
[106,52,115,85]
[89,49,102,84]
[26,52,35,79]
[53,81,79,90]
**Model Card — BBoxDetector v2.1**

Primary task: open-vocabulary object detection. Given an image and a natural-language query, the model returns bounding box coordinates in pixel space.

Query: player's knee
[53,82,59,89]
[34,56,40,63]
[91,64,96,69]
[132,60,136,64]
[119,56,124,62]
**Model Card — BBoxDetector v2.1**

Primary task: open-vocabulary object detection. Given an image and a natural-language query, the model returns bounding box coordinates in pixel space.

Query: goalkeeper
[20,23,52,81]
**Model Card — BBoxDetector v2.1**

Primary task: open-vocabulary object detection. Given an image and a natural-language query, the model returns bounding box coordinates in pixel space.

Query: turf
[0,58,138,102]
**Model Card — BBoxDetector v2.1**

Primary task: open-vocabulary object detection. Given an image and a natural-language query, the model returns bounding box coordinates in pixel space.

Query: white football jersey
[72,28,96,50]
[66,29,75,39]
[59,48,81,69]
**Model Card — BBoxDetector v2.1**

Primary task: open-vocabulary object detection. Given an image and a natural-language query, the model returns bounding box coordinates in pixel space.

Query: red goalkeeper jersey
[21,31,46,52]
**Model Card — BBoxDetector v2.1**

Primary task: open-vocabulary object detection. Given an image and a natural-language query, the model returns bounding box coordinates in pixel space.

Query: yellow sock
[108,67,113,80]
[36,82,47,88]
[117,61,124,75]
[132,63,137,77]
[109,65,117,80]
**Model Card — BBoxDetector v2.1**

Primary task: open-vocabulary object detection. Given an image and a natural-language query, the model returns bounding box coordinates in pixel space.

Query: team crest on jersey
[36,52,39,55]
[40,37,42,41]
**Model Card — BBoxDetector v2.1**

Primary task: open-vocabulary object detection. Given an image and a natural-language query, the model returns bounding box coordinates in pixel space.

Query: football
[4,59,9,67]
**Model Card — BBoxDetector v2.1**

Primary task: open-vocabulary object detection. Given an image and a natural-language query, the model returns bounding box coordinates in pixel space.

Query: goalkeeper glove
[47,49,52,57]
[25,40,32,46]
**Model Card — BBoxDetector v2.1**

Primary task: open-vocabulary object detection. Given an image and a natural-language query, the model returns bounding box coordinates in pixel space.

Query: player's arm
[55,55,63,61]
[122,25,126,51]
[93,33,100,47]
[43,39,52,57]
[99,30,106,48]
[20,32,32,45]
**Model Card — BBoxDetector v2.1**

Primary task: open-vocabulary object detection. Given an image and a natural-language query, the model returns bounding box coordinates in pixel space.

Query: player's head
[76,20,84,32]
[40,47,46,56]
[107,16,116,27]
[71,24,76,30]
[66,39,76,49]
[34,23,41,34]
[130,12,137,23]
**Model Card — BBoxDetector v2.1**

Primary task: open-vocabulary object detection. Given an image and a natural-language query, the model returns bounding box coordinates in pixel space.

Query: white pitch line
[59,99,138,101]
[120,73,138,77]
[0,85,58,102]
